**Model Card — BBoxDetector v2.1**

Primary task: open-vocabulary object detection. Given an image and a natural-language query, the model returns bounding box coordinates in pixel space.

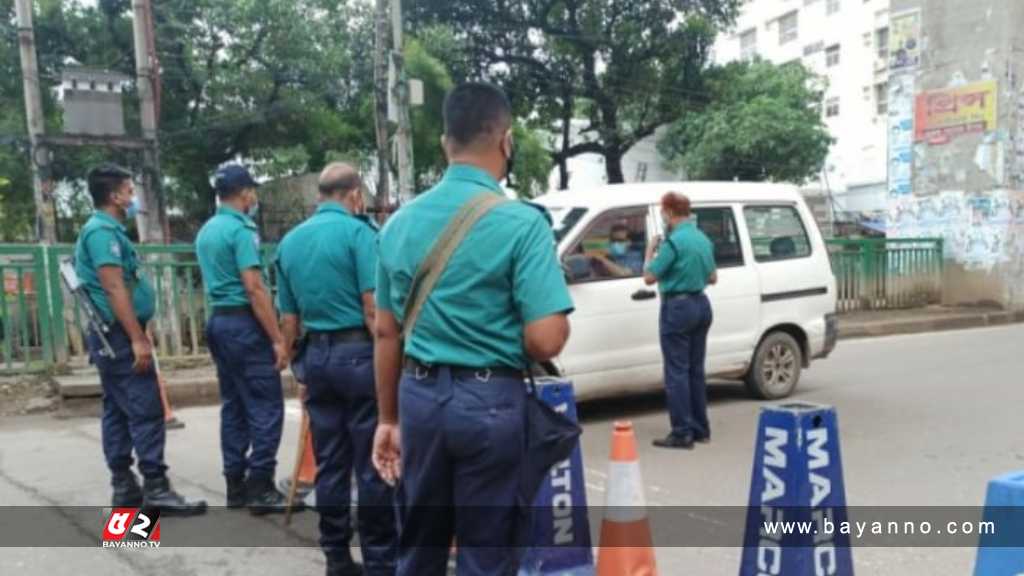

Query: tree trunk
[558,158,570,190]
[605,150,625,184]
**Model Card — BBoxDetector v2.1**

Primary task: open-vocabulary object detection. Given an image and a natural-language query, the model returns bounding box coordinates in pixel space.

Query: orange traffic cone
[596,421,658,576]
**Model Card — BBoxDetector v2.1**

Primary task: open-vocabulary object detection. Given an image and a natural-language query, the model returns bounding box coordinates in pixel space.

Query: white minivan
[533,181,838,401]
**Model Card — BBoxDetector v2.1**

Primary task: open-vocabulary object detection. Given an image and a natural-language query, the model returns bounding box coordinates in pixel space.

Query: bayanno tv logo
[101,507,161,549]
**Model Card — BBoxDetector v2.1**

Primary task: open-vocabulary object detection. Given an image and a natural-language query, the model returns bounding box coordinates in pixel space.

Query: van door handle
[631,289,657,301]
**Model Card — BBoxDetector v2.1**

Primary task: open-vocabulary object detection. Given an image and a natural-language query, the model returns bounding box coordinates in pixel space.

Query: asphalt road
[2,324,1023,575]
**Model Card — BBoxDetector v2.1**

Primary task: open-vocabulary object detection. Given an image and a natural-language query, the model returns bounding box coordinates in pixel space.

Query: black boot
[226,475,247,509]
[247,474,301,516]
[143,476,208,517]
[111,470,143,507]
[326,554,364,576]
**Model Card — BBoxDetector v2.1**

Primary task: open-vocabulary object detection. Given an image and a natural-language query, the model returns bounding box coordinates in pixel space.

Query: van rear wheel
[745,332,802,400]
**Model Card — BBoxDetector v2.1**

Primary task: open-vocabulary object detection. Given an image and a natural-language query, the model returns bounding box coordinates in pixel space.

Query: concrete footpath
[53,305,1024,413]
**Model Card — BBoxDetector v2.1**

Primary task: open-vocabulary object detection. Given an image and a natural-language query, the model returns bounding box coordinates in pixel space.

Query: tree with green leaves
[659,59,833,184]
[409,0,741,186]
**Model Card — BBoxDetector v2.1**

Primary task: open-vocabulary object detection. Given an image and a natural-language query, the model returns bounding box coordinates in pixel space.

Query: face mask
[247,202,260,218]
[609,241,629,257]
[125,197,141,220]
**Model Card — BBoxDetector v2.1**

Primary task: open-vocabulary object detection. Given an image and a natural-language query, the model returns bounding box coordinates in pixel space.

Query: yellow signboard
[915,80,997,144]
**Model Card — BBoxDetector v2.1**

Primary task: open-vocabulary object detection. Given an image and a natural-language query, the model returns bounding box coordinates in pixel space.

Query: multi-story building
[712,0,893,218]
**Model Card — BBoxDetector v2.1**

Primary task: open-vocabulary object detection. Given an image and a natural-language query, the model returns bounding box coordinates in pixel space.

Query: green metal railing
[0,243,277,374]
[826,238,944,312]
[0,238,946,373]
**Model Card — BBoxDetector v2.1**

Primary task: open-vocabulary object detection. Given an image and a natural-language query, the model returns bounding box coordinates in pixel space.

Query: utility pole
[14,0,58,244]
[389,0,415,201]
[131,0,168,243]
[373,0,392,212]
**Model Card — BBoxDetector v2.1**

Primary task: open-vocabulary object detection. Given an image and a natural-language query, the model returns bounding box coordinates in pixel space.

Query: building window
[779,11,798,45]
[804,41,824,56]
[826,44,840,67]
[827,0,841,15]
[826,97,840,118]
[740,28,758,60]
[635,162,648,182]
[875,82,889,115]
[876,27,890,60]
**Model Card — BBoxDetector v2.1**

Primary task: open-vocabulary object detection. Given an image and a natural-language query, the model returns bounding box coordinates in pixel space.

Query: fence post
[42,245,69,366]
[29,246,54,368]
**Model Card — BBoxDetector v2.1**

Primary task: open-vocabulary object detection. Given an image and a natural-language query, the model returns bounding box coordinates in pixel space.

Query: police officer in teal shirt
[196,164,292,514]
[276,163,396,576]
[74,163,206,515]
[371,83,574,576]
[644,192,718,449]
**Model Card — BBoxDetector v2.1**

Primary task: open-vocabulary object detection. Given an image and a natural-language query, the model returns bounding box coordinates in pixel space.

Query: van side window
[743,205,812,262]
[563,206,648,283]
[694,207,744,268]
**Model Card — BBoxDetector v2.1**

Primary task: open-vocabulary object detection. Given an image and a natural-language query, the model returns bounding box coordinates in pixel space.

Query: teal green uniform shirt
[646,220,716,294]
[73,211,156,324]
[275,201,377,331]
[375,164,574,369]
[195,206,263,308]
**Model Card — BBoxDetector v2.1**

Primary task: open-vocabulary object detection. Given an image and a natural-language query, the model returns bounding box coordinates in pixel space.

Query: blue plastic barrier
[519,378,595,576]
[739,403,854,576]
[974,470,1024,575]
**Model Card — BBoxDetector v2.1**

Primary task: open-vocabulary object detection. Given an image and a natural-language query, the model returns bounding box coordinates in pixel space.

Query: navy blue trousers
[301,336,397,575]
[659,293,713,439]
[206,313,284,480]
[87,324,167,480]
[396,366,527,576]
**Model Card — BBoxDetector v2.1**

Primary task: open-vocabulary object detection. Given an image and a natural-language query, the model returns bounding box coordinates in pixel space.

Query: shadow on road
[576,380,751,423]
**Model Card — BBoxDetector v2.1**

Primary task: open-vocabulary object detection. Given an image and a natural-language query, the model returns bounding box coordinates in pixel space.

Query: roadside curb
[57,372,301,419]
[839,310,1024,340]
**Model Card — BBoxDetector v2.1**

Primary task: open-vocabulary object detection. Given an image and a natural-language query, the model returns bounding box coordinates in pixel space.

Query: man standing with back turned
[196,164,292,514]
[75,163,206,515]
[372,83,574,575]
[276,163,397,576]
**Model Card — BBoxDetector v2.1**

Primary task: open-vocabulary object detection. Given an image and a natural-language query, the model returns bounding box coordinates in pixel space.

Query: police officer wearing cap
[276,163,397,576]
[371,83,574,575]
[75,163,207,515]
[196,164,293,514]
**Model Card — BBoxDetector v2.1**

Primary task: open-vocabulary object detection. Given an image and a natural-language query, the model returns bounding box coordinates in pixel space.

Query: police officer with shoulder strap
[196,164,294,514]
[276,163,397,576]
[372,83,574,576]
[74,163,206,515]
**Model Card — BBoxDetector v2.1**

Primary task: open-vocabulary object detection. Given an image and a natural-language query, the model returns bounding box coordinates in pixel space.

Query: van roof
[533,181,804,210]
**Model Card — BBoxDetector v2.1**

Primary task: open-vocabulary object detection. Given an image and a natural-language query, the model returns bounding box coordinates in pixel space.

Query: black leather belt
[403,356,523,381]
[664,291,703,300]
[308,328,372,343]
[212,305,253,316]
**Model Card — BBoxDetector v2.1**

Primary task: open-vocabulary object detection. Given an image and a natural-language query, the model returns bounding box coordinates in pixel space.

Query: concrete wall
[887,0,1024,309]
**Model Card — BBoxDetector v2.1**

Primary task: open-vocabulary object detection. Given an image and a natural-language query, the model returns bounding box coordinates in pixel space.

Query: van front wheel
[745,332,802,400]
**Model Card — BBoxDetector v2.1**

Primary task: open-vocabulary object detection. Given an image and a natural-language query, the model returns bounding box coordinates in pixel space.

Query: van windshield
[547,206,588,243]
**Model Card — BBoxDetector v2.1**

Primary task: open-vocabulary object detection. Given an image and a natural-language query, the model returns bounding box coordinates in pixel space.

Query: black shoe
[143,477,208,517]
[226,475,247,509]
[326,555,364,576]
[247,475,303,516]
[111,470,143,507]
[695,435,711,444]
[652,433,695,449]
